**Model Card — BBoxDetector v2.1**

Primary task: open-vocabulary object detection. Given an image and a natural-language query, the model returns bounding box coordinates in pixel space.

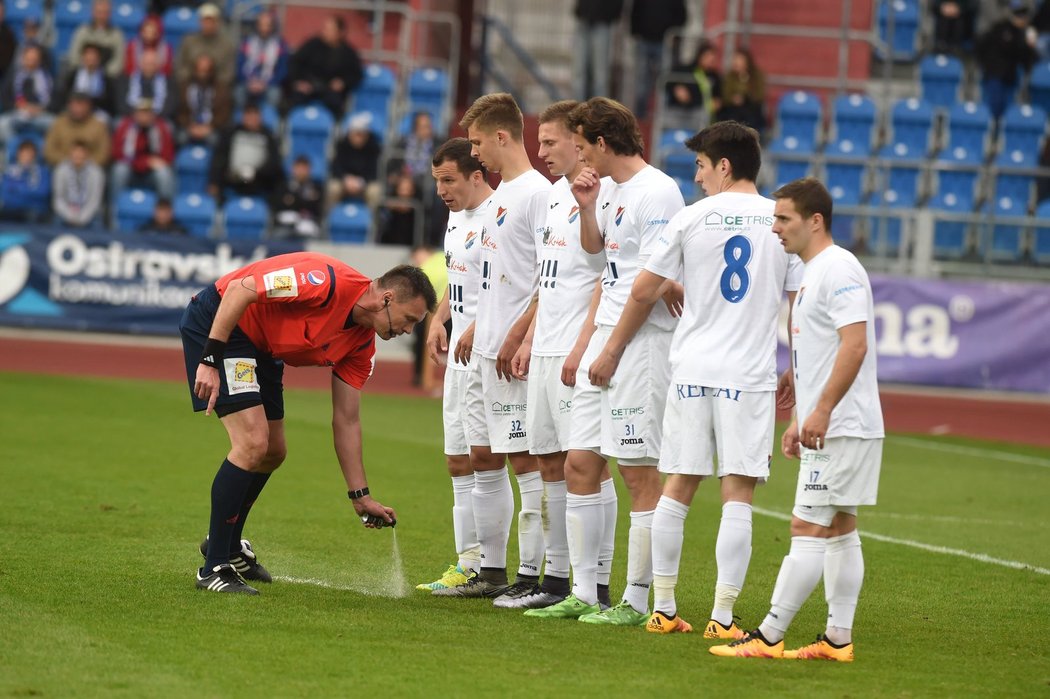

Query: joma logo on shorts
[803,484,829,491]
[620,437,644,445]
[509,431,527,439]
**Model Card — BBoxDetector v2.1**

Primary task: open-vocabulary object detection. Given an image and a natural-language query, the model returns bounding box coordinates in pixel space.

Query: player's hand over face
[194,364,221,415]
[799,408,829,451]
[453,322,474,366]
[776,369,795,410]
[353,496,397,528]
[426,319,448,366]
[510,340,531,380]
[561,345,584,387]
[662,281,684,318]
[571,167,601,210]
[781,421,801,459]
[588,348,620,388]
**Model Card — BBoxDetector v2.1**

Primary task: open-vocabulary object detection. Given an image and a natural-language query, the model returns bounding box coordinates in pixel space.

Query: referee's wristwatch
[347,487,370,500]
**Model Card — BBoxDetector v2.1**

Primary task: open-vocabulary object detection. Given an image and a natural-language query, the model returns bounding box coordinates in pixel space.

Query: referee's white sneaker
[196,564,259,595]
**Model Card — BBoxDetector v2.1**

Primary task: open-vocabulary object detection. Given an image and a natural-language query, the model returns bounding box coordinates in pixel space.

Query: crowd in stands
[0,0,448,247]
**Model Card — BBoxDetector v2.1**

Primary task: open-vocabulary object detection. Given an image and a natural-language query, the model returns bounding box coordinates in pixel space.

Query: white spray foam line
[889,435,1050,469]
[274,575,410,598]
[751,506,1050,576]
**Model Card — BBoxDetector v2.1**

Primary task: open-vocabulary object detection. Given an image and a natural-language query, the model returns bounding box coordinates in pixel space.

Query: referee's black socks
[230,472,271,553]
[204,459,256,571]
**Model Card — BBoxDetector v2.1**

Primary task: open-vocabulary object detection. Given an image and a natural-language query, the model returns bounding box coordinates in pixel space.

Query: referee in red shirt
[180,251,436,594]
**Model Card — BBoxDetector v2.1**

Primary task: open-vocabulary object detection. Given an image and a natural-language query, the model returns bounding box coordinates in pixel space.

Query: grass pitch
[1,372,1048,697]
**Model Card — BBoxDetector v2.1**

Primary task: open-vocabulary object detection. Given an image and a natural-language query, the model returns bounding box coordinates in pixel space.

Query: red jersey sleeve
[247,255,337,308]
[333,336,376,389]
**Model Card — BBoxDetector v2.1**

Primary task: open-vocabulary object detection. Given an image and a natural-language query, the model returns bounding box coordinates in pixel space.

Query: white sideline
[889,435,1050,469]
[751,506,1050,576]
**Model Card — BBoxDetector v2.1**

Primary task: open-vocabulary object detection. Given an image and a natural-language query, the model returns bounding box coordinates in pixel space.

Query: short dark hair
[772,177,834,231]
[156,197,172,208]
[567,97,644,157]
[685,121,762,182]
[16,139,37,154]
[71,139,88,150]
[378,264,437,312]
[538,100,579,130]
[432,137,487,180]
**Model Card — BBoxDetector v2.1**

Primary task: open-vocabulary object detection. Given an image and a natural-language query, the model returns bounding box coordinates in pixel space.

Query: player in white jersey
[587,121,803,636]
[415,139,494,592]
[500,101,616,611]
[432,93,552,604]
[711,177,883,662]
[531,97,685,626]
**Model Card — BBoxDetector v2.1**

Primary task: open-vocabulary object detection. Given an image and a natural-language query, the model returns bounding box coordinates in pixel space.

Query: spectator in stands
[236,11,288,110]
[666,41,722,122]
[1032,0,1050,58]
[0,140,51,223]
[175,3,237,89]
[125,15,173,77]
[18,18,54,76]
[285,15,364,117]
[176,54,233,144]
[0,4,16,84]
[53,43,117,123]
[932,0,979,54]
[717,48,767,134]
[273,154,324,239]
[44,92,111,167]
[328,111,382,208]
[629,0,687,119]
[573,0,624,100]
[69,0,126,79]
[378,173,420,247]
[977,0,1034,36]
[976,1,1039,119]
[1036,137,1050,203]
[0,45,54,146]
[52,140,105,229]
[122,48,173,118]
[392,110,438,181]
[207,101,284,203]
[138,197,188,234]
[111,98,176,215]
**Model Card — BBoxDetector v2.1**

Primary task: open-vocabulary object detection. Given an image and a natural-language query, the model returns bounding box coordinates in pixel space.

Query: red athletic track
[3,335,1049,448]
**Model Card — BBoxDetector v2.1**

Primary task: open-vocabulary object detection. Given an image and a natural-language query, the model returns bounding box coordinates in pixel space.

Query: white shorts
[526,354,573,455]
[568,325,672,461]
[442,362,475,456]
[659,385,774,479]
[465,355,529,454]
[792,437,883,526]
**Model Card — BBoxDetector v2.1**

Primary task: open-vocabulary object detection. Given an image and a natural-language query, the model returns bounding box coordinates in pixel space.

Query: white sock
[451,474,479,571]
[472,467,513,570]
[711,501,753,626]
[652,495,689,617]
[623,510,654,614]
[515,471,544,578]
[824,530,863,645]
[542,480,569,579]
[758,536,827,643]
[565,492,603,605]
[598,478,617,587]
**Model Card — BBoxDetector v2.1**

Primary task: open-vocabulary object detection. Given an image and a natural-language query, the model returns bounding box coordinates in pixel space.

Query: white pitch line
[751,506,1050,576]
[863,511,1035,528]
[889,435,1050,469]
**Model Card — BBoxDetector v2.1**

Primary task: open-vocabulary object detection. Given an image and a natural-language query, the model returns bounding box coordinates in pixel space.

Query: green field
[1,372,1048,698]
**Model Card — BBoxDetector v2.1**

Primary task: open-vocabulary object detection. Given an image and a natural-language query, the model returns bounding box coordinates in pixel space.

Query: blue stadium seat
[659,129,695,183]
[769,136,813,187]
[53,0,92,57]
[1034,200,1050,264]
[115,188,157,233]
[174,144,212,195]
[162,6,201,51]
[111,2,146,38]
[407,67,449,128]
[352,63,396,129]
[288,104,335,161]
[928,191,972,259]
[174,192,217,238]
[983,195,1026,262]
[222,196,269,240]
[4,0,44,43]
[341,110,386,143]
[932,144,982,210]
[831,94,877,153]
[994,148,1036,205]
[328,200,371,243]
[919,54,963,109]
[945,100,991,155]
[824,140,867,203]
[1029,61,1050,115]
[1001,103,1048,154]
[877,0,921,61]
[877,142,925,206]
[890,97,934,155]
[776,91,822,150]
[867,191,907,255]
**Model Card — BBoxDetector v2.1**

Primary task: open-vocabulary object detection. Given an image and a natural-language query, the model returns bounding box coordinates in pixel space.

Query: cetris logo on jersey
[496,206,508,226]
[464,230,478,249]
[615,206,626,226]
[568,205,580,223]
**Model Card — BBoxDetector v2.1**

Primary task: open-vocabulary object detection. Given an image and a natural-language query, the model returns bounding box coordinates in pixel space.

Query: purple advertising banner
[778,274,1050,394]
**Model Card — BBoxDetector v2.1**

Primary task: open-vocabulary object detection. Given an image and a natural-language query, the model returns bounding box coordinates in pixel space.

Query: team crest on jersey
[464,230,478,249]
[496,206,508,226]
[615,206,626,226]
[568,205,580,223]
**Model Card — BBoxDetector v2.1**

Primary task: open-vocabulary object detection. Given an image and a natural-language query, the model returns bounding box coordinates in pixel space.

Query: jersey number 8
[720,235,752,303]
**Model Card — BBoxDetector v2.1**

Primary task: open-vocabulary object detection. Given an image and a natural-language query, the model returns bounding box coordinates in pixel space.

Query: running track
[3,334,1049,448]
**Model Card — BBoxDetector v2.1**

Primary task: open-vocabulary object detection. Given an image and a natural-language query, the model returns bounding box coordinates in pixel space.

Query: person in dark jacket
[0,139,50,222]
[53,43,118,122]
[630,0,687,118]
[932,0,979,54]
[976,2,1039,118]
[273,155,324,239]
[285,15,363,117]
[666,42,722,121]
[327,111,382,208]
[573,0,624,100]
[0,3,17,83]
[207,101,284,203]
